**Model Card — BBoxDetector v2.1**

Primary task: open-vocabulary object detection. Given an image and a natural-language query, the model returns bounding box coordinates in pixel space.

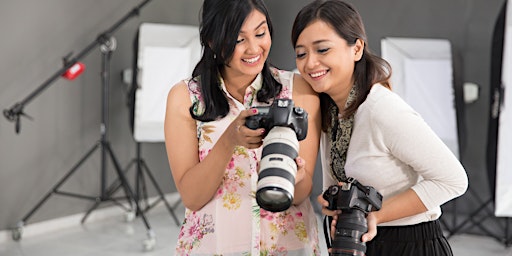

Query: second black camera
[323,177,383,256]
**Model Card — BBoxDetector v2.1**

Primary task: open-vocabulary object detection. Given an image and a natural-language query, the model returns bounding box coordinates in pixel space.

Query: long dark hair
[291,0,392,131]
[190,0,282,121]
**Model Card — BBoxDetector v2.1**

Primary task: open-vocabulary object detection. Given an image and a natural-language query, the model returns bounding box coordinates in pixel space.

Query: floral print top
[175,68,320,256]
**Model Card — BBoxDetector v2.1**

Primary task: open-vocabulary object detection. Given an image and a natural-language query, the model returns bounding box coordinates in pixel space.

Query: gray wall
[0,0,202,230]
[0,0,506,236]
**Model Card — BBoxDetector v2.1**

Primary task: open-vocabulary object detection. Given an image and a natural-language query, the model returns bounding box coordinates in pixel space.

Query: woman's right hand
[318,182,345,238]
[318,184,379,242]
[228,108,266,149]
[317,193,341,217]
[318,193,341,252]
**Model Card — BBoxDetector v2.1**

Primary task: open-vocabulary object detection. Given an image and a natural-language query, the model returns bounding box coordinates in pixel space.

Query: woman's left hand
[294,156,307,185]
[361,211,378,242]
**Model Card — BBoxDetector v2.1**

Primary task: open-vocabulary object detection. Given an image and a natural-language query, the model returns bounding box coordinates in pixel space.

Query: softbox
[491,0,512,217]
[381,37,464,159]
[129,23,201,142]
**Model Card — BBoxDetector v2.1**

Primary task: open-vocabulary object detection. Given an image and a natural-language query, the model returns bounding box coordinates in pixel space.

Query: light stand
[86,141,181,226]
[444,191,512,246]
[4,0,160,251]
[441,0,512,247]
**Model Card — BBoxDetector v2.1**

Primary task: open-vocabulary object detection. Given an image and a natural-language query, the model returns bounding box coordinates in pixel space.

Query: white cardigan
[320,84,468,226]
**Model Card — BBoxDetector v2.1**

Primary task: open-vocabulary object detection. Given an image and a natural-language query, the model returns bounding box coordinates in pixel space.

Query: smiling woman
[291,1,468,255]
[163,0,322,255]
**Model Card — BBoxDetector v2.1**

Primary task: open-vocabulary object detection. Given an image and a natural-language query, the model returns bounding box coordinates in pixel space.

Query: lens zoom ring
[262,143,298,158]
[258,168,296,184]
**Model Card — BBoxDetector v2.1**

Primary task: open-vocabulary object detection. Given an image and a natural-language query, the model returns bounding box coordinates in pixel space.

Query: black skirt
[365,220,453,256]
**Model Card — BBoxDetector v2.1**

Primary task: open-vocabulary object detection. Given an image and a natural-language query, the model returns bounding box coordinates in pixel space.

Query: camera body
[245,98,308,141]
[245,98,308,212]
[323,177,383,256]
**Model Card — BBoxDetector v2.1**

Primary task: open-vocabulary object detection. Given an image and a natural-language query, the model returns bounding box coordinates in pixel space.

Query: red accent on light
[62,62,85,80]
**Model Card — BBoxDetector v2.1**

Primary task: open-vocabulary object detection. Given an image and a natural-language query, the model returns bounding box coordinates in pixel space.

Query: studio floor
[1,194,511,256]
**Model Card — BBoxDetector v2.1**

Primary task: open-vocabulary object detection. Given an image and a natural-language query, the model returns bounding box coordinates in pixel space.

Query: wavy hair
[190,0,282,121]
[291,0,392,131]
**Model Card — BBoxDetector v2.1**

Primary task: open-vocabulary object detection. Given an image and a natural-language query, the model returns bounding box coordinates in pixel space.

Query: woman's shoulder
[366,84,412,112]
[168,80,188,97]
[167,79,193,109]
[269,66,295,85]
[359,84,419,125]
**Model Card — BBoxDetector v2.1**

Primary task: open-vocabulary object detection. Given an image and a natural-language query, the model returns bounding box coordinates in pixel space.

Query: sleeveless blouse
[175,68,320,255]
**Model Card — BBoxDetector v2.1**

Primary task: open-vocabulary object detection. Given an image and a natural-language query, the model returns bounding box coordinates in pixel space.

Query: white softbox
[494,1,512,217]
[132,23,201,142]
[381,37,460,158]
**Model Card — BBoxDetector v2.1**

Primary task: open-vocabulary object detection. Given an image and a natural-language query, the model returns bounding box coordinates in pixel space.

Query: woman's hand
[362,211,378,242]
[320,193,379,242]
[294,157,307,185]
[228,108,265,149]
[317,191,341,239]
[317,193,341,217]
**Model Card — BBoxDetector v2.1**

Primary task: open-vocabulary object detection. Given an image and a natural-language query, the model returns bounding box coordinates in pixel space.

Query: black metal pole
[100,45,112,199]
[3,0,153,134]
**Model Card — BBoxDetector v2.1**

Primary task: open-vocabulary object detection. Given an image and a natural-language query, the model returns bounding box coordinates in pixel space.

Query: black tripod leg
[10,143,99,241]
[507,218,511,247]
[105,143,153,230]
[20,143,100,223]
[82,159,138,222]
[106,143,157,250]
[136,161,149,210]
[446,198,492,238]
[141,160,181,226]
[81,201,102,224]
[103,159,137,204]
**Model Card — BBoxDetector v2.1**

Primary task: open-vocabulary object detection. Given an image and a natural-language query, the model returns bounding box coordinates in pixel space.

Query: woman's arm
[164,81,263,211]
[363,89,468,233]
[291,74,321,205]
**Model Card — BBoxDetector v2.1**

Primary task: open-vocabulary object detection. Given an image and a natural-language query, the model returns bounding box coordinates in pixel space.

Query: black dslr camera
[245,98,308,212]
[323,177,383,256]
[245,98,308,141]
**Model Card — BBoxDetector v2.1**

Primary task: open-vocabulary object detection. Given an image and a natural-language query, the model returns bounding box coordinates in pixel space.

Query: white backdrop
[133,23,201,142]
[381,37,459,158]
[495,1,512,217]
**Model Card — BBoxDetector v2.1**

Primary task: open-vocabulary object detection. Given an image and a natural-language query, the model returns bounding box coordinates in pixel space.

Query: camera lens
[256,126,299,212]
[332,210,368,256]
[257,189,290,206]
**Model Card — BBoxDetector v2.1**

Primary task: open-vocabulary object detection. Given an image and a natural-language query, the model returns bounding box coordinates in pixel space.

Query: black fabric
[451,47,466,161]
[127,28,140,135]
[486,0,507,200]
[365,220,453,256]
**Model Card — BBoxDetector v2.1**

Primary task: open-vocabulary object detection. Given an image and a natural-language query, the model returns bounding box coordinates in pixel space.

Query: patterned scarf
[329,85,357,182]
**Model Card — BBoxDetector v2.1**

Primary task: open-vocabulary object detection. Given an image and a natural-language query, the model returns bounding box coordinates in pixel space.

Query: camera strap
[323,215,333,250]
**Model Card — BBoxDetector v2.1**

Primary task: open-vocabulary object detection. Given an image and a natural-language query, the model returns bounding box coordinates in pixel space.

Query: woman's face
[294,20,363,97]
[224,10,271,79]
